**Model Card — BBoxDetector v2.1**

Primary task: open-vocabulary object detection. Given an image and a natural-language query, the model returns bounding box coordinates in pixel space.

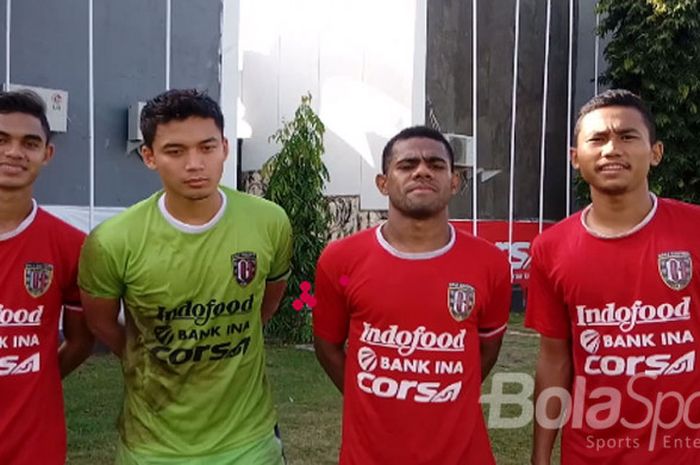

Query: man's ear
[222,136,229,160]
[375,173,388,196]
[650,141,664,167]
[570,147,579,170]
[141,145,157,170]
[450,170,461,195]
[42,143,55,166]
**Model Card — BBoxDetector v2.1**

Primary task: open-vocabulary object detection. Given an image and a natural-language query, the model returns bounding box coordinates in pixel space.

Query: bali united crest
[658,251,693,291]
[24,262,54,298]
[231,252,257,287]
[448,282,476,322]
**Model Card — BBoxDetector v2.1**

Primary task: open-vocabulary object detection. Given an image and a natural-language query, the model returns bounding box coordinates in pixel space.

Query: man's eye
[202,145,216,152]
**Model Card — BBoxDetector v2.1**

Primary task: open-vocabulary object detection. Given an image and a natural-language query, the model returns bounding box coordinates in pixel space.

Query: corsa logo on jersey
[576,297,691,333]
[584,351,695,377]
[0,353,40,376]
[0,305,43,327]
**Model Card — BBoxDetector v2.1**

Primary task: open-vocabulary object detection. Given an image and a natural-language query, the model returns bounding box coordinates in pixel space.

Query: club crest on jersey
[232,252,257,287]
[448,282,475,322]
[24,262,54,298]
[658,251,692,291]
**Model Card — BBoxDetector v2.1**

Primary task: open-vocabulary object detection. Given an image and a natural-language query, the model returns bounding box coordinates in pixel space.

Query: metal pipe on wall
[538,0,552,233]
[471,0,478,236]
[507,0,522,279]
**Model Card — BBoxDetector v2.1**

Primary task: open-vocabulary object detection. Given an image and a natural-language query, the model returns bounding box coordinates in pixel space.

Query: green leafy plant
[262,94,330,343]
[577,0,700,205]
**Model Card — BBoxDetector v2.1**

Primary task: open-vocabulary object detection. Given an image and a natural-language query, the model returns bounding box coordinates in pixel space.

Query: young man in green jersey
[78,89,292,465]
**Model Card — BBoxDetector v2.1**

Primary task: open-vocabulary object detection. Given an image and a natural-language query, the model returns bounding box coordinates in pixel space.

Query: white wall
[238,0,427,209]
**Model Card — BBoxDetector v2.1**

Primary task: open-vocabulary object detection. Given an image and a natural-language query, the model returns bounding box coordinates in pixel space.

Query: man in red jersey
[0,90,94,465]
[313,125,512,465]
[527,89,700,464]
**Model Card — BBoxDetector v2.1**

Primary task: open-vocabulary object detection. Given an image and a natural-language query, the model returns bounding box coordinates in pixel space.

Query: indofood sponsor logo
[156,296,255,326]
[0,305,44,327]
[359,322,466,356]
[575,297,691,333]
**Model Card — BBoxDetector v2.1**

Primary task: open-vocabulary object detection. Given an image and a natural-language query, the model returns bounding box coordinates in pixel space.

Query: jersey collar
[580,193,658,240]
[158,188,227,234]
[375,222,456,260]
[0,199,38,242]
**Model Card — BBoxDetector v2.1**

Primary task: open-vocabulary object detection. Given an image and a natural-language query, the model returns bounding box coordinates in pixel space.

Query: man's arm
[79,291,125,357]
[314,336,346,393]
[479,332,505,381]
[59,307,95,378]
[531,336,573,465]
[261,280,287,324]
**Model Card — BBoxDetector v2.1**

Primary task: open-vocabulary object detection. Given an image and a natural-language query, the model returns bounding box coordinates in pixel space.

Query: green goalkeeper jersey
[78,187,292,459]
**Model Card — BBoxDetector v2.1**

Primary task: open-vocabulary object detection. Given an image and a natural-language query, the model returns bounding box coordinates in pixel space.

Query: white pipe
[471,0,478,236]
[508,0,521,279]
[594,12,600,95]
[165,0,171,89]
[565,0,574,217]
[5,0,10,88]
[538,0,552,233]
[88,0,95,230]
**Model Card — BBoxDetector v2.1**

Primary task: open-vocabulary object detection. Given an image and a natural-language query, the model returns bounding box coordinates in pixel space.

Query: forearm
[58,336,94,378]
[531,342,573,464]
[90,321,126,358]
[261,281,287,324]
[479,335,504,381]
[314,341,346,392]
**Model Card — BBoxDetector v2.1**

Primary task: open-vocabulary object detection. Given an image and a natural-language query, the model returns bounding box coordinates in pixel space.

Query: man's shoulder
[223,187,287,218]
[659,197,700,218]
[531,212,583,250]
[88,193,160,244]
[320,227,376,262]
[36,208,86,243]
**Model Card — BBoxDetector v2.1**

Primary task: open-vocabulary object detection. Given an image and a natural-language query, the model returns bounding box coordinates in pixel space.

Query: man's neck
[163,189,223,226]
[0,189,34,235]
[587,187,654,237]
[382,210,452,253]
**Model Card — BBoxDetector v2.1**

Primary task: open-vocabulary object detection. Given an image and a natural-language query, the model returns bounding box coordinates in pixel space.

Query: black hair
[0,90,51,142]
[140,88,224,147]
[381,125,455,174]
[574,89,656,143]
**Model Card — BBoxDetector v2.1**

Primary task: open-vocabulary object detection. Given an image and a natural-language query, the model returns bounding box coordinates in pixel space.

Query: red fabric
[0,208,85,465]
[526,198,700,464]
[314,226,511,465]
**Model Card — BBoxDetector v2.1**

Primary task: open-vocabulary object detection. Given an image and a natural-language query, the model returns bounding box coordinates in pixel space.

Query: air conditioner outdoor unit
[445,133,474,167]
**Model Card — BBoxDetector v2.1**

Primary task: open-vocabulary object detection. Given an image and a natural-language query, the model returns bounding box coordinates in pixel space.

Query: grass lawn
[65,313,556,464]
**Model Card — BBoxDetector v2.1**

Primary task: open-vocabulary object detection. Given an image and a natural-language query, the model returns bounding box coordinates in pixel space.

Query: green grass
[65,314,554,464]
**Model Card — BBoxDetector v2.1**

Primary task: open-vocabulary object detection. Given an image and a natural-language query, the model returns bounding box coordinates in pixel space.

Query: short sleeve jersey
[525,197,700,464]
[313,225,511,465]
[0,203,85,465]
[78,187,292,458]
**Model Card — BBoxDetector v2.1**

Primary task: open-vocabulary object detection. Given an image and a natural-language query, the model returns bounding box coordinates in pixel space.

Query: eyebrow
[0,131,45,143]
[588,127,642,137]
[395,154,448,163]
[161,137,219,150]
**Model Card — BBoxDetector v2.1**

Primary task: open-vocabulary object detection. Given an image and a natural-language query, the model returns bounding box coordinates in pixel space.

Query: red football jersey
[0,203,85,465]
[314,225,511,465]
[526,196,700,464]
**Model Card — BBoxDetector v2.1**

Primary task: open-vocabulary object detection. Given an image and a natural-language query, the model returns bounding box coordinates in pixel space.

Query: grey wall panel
[11,0,90,205]
[0,1,6,86]
[427,0,571,222]
[93,0,167,207]
[170,0,221,101]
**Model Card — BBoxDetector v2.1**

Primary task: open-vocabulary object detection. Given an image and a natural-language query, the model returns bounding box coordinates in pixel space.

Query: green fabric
[79,187,292,457]
[115,431,285,465]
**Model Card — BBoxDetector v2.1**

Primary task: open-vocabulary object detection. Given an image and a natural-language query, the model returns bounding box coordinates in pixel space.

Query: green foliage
[262,94,330,343]
[584,0,700,204]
